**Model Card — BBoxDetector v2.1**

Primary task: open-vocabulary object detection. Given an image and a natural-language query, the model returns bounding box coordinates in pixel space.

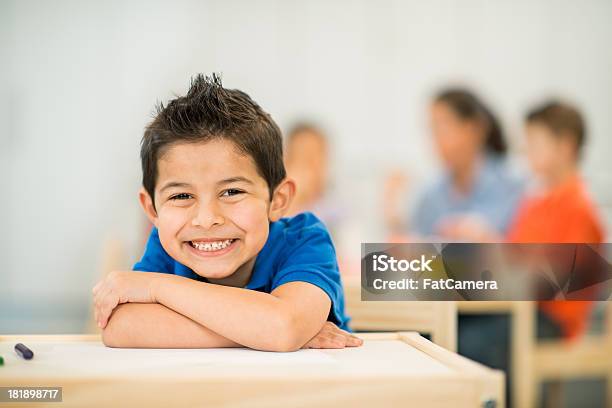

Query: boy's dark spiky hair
[141,73,285,208]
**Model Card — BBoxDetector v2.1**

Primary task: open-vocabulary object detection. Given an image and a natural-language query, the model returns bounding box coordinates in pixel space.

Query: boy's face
[525,122,576,180]
[285,131,328,200]
[140,139,288,282]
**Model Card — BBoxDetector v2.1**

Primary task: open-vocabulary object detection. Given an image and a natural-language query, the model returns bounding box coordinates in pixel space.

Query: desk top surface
[0,332,492,382]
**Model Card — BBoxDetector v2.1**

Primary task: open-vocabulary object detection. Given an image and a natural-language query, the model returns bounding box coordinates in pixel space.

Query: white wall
[1,0,611,332]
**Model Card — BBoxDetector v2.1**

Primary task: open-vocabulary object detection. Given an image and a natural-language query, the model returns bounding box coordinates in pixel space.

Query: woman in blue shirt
[407,88,524,407]
[411,88,523,240]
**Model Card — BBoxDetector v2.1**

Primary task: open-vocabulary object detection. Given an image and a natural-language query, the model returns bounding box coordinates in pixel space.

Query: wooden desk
[0,333,503,407]
[343,279,458,351]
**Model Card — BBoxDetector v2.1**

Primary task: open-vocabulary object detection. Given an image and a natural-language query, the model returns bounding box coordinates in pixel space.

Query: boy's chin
[194,268,250,287]
[193,268,234,280]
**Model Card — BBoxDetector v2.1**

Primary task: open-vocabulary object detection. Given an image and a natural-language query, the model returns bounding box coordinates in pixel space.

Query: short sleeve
[132,227,174,274]
[270,219,350,331]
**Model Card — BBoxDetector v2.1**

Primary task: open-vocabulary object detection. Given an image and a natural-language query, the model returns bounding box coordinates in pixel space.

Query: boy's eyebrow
[217,176,254,185]
[159,178,253,193]
[159,181,192,193]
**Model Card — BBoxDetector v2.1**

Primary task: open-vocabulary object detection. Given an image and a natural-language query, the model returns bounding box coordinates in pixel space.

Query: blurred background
[1,1,611,406]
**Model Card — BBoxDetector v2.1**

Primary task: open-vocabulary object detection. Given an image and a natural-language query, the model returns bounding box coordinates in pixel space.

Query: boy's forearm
[152,275,307,352]
[102,303,241,349]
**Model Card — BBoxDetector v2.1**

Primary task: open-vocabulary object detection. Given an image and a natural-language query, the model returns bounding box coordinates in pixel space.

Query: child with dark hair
[412,97,604,408]
[508,100,605,339]
[92,74,361,351]
[409,88,524,240]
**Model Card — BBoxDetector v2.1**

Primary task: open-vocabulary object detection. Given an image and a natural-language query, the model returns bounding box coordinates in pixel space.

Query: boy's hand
[302,321,363,349]
[92,271,162,329]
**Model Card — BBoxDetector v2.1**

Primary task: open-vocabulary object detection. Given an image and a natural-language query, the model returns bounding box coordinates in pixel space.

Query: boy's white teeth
[191,239,234,251]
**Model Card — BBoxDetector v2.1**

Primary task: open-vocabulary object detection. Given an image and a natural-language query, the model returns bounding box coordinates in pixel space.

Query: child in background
[284,123,355,272]
[508,100,605,339]
[284,123,329,217]
[385,88,524,242]
[284,123,344,235]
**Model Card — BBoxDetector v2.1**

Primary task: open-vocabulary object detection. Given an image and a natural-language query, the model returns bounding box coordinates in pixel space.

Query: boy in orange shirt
[508,100,605,339]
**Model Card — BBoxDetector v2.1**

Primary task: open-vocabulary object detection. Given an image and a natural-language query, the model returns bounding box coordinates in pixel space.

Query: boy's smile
[140,138,274,287]
[187,238,237,255]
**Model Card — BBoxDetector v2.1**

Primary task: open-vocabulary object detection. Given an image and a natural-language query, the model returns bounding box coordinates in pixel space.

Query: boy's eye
[170,193,193,200]
[221,189,245,197]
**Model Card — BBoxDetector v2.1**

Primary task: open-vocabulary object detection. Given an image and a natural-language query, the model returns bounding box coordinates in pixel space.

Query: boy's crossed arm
[100,303,242,349]
[93,271,361,352]
[101,303,358,350]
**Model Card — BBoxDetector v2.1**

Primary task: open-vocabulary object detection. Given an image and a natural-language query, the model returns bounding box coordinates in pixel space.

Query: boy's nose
[191,201,224,229]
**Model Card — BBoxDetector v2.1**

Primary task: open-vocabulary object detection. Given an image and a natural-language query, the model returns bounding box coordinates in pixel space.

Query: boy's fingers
[94,282,111,309]
[306,337,324,349]
[306,323,362,350]
[306,341,320,349]
[100,293,119,329]
[94,285,111,311]
[347,336,363,346]
[320,338,343,349]
[99,310,110,329]
[330,326,352,337]
[92,281,102,295]
[331,334,347,347]
[335,331,362,347]
[98,305,109,328]
[314,334,340,349]
[96,287,115,328]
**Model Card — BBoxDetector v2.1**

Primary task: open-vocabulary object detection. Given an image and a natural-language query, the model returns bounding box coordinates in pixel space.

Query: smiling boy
[93,74,361,352]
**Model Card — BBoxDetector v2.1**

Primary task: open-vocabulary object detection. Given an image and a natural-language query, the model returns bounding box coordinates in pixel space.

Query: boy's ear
[268,178,296,222]
[559,131,580,162]
[138,187,159,227]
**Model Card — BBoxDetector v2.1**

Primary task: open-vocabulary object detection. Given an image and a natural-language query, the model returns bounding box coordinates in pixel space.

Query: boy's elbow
[101,305,130,348]
[267,313,305,352]
[271,337,302,353]
[101,326,120,348]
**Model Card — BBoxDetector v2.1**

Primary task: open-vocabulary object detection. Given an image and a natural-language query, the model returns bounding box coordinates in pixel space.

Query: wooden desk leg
[606,300,612,408]
[607,367,612,408]
[431,301,457,352]
[513,301,535,408]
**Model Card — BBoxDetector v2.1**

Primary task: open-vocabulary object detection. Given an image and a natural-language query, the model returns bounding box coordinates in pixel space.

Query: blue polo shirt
[133,212,350,331]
